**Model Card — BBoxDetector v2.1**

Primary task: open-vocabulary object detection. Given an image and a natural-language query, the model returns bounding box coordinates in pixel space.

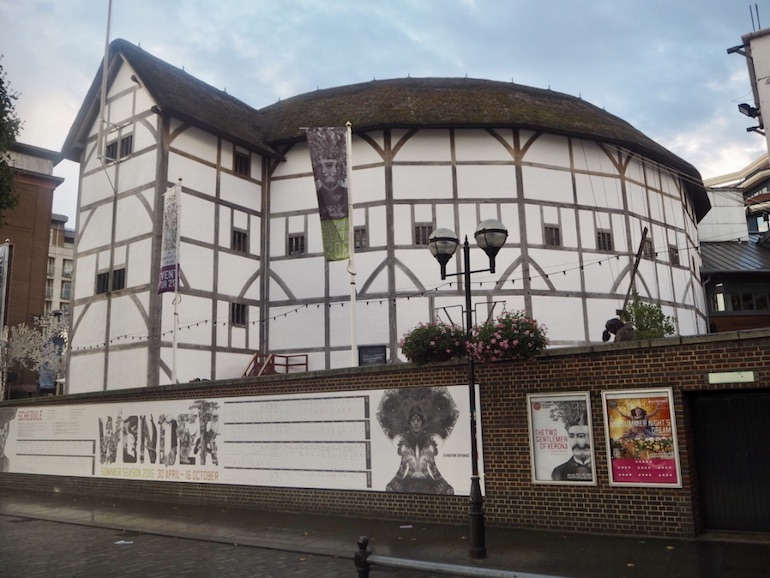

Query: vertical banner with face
[157,184,180,294]
[527,392,596,484]
[306,127,349,261]
[601,388,681,487]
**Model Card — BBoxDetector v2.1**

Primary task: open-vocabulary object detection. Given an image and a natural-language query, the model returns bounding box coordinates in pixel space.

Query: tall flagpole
[97,0,112,161]
[171,179,182,384]
[346,122,357,366]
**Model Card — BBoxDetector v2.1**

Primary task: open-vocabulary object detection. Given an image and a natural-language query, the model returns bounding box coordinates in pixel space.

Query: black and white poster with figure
[527,392,596,485]
[0,385,478,495]
[376,386,459,494]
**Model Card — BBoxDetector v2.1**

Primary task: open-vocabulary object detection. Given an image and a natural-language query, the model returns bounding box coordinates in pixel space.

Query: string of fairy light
[72,137,753,350]
[70,228,738,352]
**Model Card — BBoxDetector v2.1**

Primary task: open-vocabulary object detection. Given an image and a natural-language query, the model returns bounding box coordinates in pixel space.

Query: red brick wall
[2,329,769,538]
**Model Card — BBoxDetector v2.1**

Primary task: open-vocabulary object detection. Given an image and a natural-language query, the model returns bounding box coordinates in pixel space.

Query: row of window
[96,268,126,294]
[543,225,680,264]
[107,135,256,183]
[47,257,74,278]
[45,279,71,300]
[710,284,770,314]
[105,134,133,162]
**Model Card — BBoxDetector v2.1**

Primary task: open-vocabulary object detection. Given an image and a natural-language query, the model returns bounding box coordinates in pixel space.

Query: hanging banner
[0,385,478,495]
[306,127,349,261]
[601,388,681,487]
[157,184,180,293]
[527,392,596,485]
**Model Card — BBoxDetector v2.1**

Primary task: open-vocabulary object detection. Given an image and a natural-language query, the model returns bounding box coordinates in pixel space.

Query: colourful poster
[527,392,596,485]
[601,388,681,487]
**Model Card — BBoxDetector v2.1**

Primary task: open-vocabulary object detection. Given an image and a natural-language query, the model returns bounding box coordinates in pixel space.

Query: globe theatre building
[62,39,710,392]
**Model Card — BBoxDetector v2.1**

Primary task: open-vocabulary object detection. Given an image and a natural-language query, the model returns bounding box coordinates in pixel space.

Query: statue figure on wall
[602,318,635,343]
[377,386,459,495]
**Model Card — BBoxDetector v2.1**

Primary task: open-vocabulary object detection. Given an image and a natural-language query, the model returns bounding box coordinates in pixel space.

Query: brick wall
[2,329,769,538]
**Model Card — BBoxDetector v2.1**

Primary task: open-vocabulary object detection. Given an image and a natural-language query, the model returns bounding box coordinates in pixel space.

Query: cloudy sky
[1,0,767,223]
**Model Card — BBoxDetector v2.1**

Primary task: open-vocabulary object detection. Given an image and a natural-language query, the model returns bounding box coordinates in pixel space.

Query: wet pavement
[0,488,768,577]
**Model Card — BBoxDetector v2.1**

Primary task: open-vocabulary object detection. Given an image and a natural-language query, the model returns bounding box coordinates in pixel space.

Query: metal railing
[242,353,308,377]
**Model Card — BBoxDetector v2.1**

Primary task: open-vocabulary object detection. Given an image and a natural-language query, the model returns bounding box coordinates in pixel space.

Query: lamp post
[427,218,508,560]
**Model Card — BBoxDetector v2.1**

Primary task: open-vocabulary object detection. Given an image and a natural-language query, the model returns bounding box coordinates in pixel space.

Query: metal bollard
[354,535,372,578]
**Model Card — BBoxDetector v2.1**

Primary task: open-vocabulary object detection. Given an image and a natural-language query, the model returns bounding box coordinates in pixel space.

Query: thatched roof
[62,40,710,220]
[62,39,279,160]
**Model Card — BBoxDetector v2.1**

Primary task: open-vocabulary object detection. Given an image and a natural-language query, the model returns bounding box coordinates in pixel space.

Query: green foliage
[0,56,21,217]
[620,291,676,339]
[399,311,549,365]
[398,321,466,365]
[467,310,548,363]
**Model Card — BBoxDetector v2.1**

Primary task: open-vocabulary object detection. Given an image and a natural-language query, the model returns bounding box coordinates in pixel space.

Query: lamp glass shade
[428,228,459,258]
[474,219,508,253]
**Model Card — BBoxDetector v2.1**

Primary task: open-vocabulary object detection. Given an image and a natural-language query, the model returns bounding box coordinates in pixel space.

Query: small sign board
[358,345,387,367]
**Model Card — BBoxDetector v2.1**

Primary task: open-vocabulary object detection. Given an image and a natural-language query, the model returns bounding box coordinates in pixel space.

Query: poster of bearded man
[527,392,596,485]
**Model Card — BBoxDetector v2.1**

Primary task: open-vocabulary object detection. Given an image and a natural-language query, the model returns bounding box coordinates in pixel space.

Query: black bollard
[354,535,371,578]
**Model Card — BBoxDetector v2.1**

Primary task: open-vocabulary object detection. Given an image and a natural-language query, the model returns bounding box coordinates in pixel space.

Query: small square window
[112,268,126,291]
[414,224,433,246]
[234,150,250,177]
[597,230,613,252]
[668,246,680,266]
[119,134,133,158]
[105,141,118,161]
[354,226,368,249]
[232,229,249,253]
[230,303,247,327]
[642,239,654,260]
[96,272,110,294]
[544,225,561,247]
[288,233,306,256]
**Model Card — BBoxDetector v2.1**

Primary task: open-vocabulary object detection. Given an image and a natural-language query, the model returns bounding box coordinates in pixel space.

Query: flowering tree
[4,312,69,390]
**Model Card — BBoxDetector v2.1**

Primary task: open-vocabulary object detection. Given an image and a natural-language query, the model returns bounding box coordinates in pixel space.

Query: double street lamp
[427,219,508,560]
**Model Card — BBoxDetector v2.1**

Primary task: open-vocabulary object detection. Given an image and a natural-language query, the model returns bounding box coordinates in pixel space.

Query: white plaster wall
[115,191,155,244]
[161,346,211,383]
[392,165,454,199]
[80,167,118,206]
[269,304,325,350]
[107,348,149,390]
[269,257,326,301]
[126,238,152,288]
[217,252,260,298]
[457,165,517,198]
[353,166,387,204]
[270,175,317,214]
[165,296,218,346]
[221,172,261,209]
[179,193,215,245]
[454,129,513,161]
[699,189,747,242]
[171,124,219,165]
[394,129,451,161]
[178,243,215,293]
[523,132,571,168]
[73,253,97,299]
[68,353,105,394]
[108,293,149,341]
[169,153,217,195]
[573,140,620,175]
[356,252,390,295]
[531,295,587,343]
